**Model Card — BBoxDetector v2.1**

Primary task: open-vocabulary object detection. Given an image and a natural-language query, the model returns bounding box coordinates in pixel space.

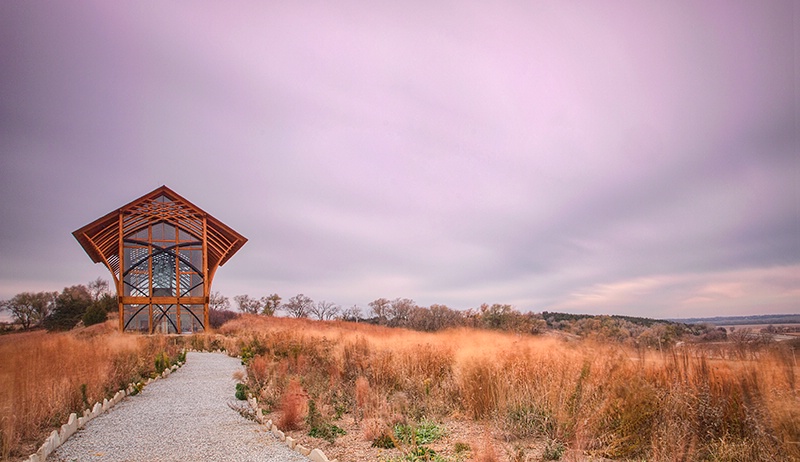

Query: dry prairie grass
[0,323,182,460]
[222,315,799,461]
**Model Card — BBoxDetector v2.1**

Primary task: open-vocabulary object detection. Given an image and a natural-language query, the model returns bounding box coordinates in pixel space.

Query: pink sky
[1,1,797,319]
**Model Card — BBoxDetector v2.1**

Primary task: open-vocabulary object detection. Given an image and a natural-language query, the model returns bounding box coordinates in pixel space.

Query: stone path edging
[244,395,336,462]
[27,347,336,462]
[229,353,336,462]
[25,360,184,462]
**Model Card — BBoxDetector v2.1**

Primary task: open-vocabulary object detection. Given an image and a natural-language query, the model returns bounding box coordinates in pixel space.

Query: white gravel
[50,352,308,462]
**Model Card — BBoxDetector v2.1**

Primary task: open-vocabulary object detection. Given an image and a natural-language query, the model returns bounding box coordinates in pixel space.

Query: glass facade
[123,304,205,334]
[123,304,150,333]
[120,194,205,333]
[74,186,247,334]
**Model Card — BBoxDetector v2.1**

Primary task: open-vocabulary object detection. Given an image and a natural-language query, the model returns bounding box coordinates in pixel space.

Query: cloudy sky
[1,1,797,320]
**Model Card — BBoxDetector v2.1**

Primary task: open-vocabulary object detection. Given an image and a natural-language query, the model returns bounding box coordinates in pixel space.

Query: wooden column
[118,211,124,332]
[202,215,209,331]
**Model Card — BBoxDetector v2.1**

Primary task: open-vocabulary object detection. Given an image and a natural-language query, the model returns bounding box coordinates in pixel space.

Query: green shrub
[235,383,247,400]
[394,420,445,445]
[154,352,170,374]
[129,382,143,396]
[384,446,450,462]
[44,285,92,331]
[239,337,266,365]
[404,446,445,461]
[306,399,346,443]
[82,302,108,326]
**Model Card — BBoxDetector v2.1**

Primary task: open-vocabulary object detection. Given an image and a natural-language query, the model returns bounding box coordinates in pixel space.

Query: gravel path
[50,352,308,462]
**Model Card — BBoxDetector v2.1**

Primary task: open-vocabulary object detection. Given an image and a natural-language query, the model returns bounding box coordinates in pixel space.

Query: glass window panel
[179,249,202,271]
[178,251,192,272]
[151,252,176,296]
[191,249,202,269]
[124,247,133,271]
[124,246,148,271]
[124,270,149,297]
[179,273,192,296]
[178,229,194,241]
[151,222,163,240]
[182,305,205,332]
[180,313,192,333]
[162,223,175,240]
[124,305,150,333]
[123,276,132,296]
[152,305,177,334]
[190,274,204,297]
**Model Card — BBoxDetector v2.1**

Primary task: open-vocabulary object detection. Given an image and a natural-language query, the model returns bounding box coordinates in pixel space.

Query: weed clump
[393,420,445,445]
[306,399,346,443]
[277,379,307,430]
[503,403,555,439]
[542,438,565,460]
[154,351,170,374]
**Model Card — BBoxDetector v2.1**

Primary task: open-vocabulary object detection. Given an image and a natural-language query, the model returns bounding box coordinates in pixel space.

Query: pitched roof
[73,186,247,278]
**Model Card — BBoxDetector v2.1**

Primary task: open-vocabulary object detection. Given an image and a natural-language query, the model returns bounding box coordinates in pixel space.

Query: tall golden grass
[0,324,181,460]
[221,315,799,461]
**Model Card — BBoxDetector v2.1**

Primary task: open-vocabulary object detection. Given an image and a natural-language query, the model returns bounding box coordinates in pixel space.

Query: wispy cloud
[0,1,797,318]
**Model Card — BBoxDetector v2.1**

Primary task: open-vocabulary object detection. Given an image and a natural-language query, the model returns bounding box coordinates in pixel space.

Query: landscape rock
[59,421,76,442]
[309,448,330,462]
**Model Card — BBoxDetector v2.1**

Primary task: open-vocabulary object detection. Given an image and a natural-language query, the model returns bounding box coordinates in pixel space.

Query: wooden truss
[73,186,247,333]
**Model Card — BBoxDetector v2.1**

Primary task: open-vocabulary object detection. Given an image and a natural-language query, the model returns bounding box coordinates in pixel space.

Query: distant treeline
[212,293,728,348]
[672,314,800,325]
[541,311,663,327]
[0,278,115,332]
[356,303,727,346]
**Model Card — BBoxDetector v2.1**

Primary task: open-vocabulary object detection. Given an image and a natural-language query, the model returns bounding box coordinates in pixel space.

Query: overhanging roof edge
[72,185,248,265]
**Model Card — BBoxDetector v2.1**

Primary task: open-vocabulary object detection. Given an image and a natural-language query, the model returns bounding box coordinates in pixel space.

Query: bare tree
[1,291,57,329]
[87,277,110,302]
[209,291,231,311]
[283,294,313,318]
[233,294,262,314]
[408,304,463,331]
[309,300,340,321]
[260,293,281,316]
[340,304,362,322]
[388,298,416,327]
[368,298,391,325]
